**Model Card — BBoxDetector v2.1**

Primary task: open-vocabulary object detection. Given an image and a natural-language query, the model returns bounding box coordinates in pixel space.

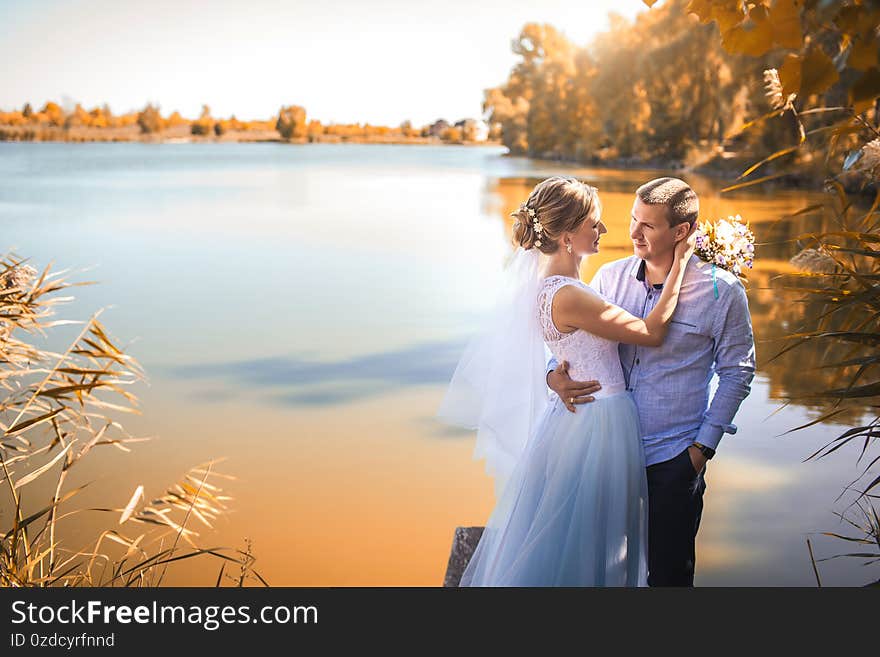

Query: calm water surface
[1,142,875,586]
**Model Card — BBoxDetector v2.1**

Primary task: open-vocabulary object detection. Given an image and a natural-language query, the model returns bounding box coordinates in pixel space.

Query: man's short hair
[636,177,698,228]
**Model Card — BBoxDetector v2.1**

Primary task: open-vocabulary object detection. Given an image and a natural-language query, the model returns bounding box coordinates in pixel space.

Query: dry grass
[0,253,265,587]
[728,90,880,579]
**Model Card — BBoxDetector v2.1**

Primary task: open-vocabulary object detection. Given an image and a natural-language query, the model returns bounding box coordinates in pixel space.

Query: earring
[566,242,572,254]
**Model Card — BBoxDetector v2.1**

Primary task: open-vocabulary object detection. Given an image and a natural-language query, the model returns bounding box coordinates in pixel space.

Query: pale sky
[1,0,647,126]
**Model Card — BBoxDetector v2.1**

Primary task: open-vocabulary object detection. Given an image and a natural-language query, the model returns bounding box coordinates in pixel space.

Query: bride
[439,176,695,586]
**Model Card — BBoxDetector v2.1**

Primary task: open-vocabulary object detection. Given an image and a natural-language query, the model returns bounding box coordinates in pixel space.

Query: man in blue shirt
[547,177,756,586]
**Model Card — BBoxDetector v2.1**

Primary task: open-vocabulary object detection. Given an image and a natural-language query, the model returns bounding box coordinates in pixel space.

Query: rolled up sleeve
[698,282,755,451]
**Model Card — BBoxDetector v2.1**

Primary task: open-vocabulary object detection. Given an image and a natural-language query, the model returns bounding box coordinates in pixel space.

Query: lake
[1,141,875,586]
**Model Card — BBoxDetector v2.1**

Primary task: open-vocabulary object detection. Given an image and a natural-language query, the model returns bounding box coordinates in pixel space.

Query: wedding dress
[458,274,649,587]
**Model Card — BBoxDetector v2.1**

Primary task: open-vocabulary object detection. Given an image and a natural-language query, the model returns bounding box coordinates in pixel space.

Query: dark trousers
[646,447,706,587]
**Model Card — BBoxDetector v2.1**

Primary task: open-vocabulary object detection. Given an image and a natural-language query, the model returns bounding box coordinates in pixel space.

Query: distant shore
[0,123,500,147]
[5,123,867,195]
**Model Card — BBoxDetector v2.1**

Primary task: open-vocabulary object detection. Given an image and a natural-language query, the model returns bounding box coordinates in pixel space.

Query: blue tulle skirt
[459,391,648,587]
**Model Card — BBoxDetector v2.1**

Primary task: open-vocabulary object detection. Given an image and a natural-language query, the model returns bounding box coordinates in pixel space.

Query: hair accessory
[520,201,544,248]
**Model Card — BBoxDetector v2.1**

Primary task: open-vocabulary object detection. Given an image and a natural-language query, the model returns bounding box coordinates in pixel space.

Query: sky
[0,0,647,126]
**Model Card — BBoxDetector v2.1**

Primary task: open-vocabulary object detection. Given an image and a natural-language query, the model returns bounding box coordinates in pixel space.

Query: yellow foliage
[276,105,307,140]
[441,126,462,143]
[40,102,64,126]
[798,48,839,98]
[166,111,188,127]
[0,111,26,126]
[721,4,774,57]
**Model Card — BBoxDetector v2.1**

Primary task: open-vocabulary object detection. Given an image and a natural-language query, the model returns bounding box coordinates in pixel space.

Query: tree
[483,86,528,154]
[484,2,800,165]
[40,102,64,127]
[441,126,463,143]
[88,106,109,128]
[63,104,91,129]
[191,104,214,136]
[100,104,117,128]
[399,120,419,138]
[276,105,307,140]
[136,104,164,134]
[166,111,187,127]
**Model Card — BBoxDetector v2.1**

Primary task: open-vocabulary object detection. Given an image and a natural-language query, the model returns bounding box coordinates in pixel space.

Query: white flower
[535,240,542,247]
[528,208,536,218]
[763,68,796,111]
[694,215,755,278]
[533,220,544,233]
[716,221,735,242]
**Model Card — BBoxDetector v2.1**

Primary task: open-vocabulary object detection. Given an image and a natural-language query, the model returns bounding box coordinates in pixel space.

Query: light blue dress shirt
[548,255,756,467]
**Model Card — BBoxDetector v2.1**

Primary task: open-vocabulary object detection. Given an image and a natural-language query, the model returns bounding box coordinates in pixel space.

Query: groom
[547,177,755,587]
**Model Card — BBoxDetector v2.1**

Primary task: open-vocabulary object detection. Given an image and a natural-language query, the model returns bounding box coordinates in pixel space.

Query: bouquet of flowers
[694,214,755,278]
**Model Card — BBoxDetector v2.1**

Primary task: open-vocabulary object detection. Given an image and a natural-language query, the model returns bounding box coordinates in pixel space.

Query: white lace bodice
[538,275,627,399]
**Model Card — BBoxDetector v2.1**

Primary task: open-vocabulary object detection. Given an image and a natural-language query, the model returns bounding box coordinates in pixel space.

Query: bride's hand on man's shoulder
[675,223,697,262]
[546,360,601,413]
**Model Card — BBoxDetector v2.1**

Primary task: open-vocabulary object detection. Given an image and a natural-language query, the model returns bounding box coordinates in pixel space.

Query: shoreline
[3,132,871,196]
[500,151,875,195]
[0,124,501,148]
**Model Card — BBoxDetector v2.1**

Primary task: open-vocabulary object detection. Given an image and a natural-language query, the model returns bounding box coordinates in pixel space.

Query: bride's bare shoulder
[551,280,605,317]
[553,280,600,300]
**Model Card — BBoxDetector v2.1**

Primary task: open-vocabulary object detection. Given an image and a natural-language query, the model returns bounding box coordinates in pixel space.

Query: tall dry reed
[0,254,265,586]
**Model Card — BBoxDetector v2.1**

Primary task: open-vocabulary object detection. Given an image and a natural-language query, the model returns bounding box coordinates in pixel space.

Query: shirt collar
[634,259,664,289]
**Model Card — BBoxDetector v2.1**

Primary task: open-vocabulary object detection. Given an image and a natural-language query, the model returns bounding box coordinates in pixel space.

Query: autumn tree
[306,119,323,141]
[483,86,528,154]
[88,106,109,128]
[441,126,463,143]
[485,1,808,165]
[276,105,307,140]
[40,102,64,127]
[137,104,165,134]
[559,49,603,160]
[400,120,420,138]
[63,104,90,129]
[191,105,214,136]
[166,111,187,127]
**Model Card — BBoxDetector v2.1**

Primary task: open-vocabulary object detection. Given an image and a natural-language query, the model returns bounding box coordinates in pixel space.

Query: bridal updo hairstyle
[511,176,600,254]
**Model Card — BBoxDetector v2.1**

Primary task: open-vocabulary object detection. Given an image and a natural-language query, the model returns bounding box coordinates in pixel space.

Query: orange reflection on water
[140,386,493,586]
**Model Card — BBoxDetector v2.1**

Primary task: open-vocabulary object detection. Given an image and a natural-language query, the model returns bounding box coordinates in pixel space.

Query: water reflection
[170,339,466,406]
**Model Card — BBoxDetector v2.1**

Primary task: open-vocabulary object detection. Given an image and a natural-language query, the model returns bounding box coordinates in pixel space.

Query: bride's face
[567,210,607,256]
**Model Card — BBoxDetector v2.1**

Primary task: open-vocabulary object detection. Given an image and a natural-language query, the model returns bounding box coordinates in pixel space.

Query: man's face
[630,198,681,263]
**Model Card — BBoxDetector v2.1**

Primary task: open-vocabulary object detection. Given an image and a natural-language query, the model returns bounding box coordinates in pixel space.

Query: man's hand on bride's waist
[546,360,601,413]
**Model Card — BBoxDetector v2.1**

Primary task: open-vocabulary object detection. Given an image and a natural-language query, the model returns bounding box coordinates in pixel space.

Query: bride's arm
[553,232,695,347]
